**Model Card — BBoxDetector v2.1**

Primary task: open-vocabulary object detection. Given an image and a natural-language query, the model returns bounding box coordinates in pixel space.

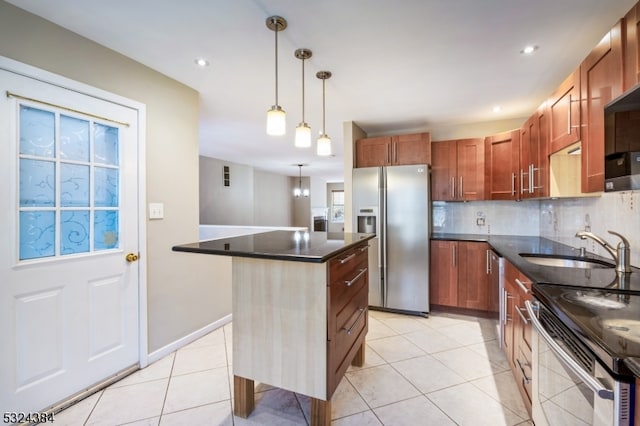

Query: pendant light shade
[294,48,313,148]
[316,71,332,156]
[293,164,309,198]
[266,16,287,136]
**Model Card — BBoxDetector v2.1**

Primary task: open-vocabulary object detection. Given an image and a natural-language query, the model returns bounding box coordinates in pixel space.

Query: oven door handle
[524,301,614,401]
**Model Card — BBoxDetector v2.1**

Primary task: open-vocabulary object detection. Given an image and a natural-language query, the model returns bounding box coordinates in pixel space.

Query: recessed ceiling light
[493,105,502,113]
[520,45,538,55]
[194,58,210,67]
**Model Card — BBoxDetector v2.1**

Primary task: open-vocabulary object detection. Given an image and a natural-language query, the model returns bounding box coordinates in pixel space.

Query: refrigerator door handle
[380,167,388,307]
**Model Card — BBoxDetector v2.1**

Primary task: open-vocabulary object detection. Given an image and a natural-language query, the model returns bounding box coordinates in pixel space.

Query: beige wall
[0,1,231,353]
[199,155,293,226]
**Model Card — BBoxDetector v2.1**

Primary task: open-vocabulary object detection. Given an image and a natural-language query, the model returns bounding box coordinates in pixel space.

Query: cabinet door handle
[511,173,516,196]
[450,176,455,198]
[343,307,366,335]
[520,169,527,194]
[486,250,491,274]
[516,306,530,324]
[393,142,397,163]
[515,278,530,294]
[459,176,463,198]
[360,245,368,252]
[339,253,356,264]
[516,358,531,385]
[345,268,367,287]
[567,93,572,135]
[452,244,457,267]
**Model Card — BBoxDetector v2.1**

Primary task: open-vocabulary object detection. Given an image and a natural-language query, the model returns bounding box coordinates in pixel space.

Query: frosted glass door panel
[19,158,55,206]
[17,104,121,260]
[94,123,119,165]
[60,115,89,161]
[19,106,55,157]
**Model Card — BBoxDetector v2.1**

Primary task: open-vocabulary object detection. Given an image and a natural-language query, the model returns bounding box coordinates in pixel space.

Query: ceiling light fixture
[266,16,287,136]
[294,48,313,148]
[194,58,209,67]
[520,45,538,55]
[293,164,309,198]
[316,71,332,156]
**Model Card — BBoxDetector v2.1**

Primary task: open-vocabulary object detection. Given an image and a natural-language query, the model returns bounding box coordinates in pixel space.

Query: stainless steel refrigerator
[352,164,430,315]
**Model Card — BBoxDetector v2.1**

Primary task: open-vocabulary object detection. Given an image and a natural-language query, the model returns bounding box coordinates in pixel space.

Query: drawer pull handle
[345,268,368,287]
[515,358,531,385]
[339,253,356,264]
[360,246,368,253]
[343,307,366,335]
[514,278,530,294]
[516,306,530,324]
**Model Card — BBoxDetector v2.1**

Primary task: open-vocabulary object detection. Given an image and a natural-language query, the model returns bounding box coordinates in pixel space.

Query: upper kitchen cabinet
[548,69,581,154]
[355,132,430,167]
[484,130,520,200]
[623,3,640,91]
[520,104,549,199]
[431,138,484,201]
[580,21,624,193]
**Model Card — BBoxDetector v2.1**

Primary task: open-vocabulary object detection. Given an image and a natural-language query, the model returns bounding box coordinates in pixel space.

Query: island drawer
[328,243,368,285]
[327,283,368,396]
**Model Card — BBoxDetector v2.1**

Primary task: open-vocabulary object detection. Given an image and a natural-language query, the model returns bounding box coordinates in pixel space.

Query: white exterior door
[0,64,143,414]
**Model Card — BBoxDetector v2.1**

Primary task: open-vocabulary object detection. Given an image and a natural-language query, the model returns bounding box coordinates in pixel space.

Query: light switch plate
[149,203,164,220]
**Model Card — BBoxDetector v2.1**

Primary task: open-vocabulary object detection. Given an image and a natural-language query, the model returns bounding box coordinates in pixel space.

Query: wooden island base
[233,342,366,426]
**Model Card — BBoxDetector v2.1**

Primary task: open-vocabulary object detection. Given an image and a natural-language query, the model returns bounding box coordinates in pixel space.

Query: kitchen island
[173,230,374,425]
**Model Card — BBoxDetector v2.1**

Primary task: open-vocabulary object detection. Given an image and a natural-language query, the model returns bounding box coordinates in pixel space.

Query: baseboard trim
[146,314,232,364]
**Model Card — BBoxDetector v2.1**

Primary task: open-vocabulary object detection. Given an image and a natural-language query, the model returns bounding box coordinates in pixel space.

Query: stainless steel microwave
[604,85,640,191]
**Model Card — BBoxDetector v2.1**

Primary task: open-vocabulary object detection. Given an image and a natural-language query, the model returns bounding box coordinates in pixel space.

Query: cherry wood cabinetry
[429,240,458,307]
[355,132,430,167]
[624,3,640,91]
[580,22,624,193]
[429,240,491,311]
[520,104,549,199]
[431,138,484,201]
[484,130,520,200]
[548,69,581,154]
[502,260,532,417]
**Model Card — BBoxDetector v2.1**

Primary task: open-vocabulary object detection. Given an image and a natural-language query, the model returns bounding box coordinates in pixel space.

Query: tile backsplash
[432,190,640,267]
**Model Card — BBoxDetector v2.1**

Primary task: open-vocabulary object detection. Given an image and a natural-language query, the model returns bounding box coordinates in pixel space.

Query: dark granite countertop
[431,233,640,292]
[173,231,375,263]
[624,357,640,377]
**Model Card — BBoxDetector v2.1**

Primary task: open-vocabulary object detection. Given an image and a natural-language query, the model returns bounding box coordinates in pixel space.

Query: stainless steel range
[528,284,638,425]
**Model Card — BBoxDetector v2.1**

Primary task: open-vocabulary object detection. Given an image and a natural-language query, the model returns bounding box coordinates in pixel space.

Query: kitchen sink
[519,253,615,269]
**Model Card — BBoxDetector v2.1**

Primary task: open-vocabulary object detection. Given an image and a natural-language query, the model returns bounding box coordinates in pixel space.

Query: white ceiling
[7,0,637,182]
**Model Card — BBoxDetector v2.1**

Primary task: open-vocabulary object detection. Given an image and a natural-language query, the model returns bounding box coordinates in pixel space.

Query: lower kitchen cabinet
[429,240,492,312]
[502,259,532,416]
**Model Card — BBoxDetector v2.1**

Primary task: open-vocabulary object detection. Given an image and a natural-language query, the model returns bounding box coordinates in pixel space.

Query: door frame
[0,55,149,368]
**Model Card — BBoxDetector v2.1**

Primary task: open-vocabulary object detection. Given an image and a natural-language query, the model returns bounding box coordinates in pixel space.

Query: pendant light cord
[301,57,305,121]
[274,20,279,106]
[322,78,326,133]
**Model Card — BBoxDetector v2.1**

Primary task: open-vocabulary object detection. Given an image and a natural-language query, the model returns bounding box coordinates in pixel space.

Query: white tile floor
[54,310,533,425]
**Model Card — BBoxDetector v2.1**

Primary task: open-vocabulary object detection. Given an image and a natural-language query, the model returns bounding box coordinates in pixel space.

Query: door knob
[126,253,139,262]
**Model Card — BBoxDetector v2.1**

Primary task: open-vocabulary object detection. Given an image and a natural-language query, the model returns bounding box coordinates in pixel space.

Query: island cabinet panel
[548,69,581,154]
[355,132,430,167]
[580,21,624,193]
[232,240,369,415]
[232,257,329,400]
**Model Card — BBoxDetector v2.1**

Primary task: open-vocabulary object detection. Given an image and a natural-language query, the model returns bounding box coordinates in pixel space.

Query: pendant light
[293,164,309,198]
[294,48,312,148]
[316,71,332,156]
[266,16,287,136]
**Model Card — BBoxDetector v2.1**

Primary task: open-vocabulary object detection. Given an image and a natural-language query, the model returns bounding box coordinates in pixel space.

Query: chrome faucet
[575,230,631,274]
